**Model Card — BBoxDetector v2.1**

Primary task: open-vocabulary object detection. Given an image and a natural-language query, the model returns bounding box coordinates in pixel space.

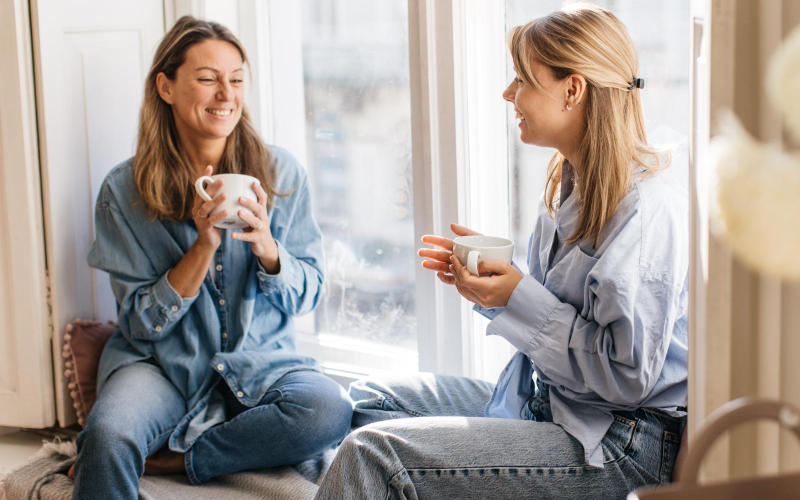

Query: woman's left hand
[232,182,280,273]
[449,255,524,309]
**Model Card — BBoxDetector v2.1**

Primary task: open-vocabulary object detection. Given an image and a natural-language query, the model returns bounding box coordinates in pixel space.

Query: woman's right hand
[191,165,227,251]
[418,223,480,285]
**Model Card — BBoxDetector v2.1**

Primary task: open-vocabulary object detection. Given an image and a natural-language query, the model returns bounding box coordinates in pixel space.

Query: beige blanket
[0,440,325,500]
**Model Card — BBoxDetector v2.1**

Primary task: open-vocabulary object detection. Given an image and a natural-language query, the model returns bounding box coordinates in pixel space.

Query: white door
[0,0,54,428]
[31,0,165,427]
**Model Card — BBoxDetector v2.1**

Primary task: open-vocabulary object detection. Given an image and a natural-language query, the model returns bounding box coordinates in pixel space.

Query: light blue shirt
[88,146,324,452]
[481,164,688,467]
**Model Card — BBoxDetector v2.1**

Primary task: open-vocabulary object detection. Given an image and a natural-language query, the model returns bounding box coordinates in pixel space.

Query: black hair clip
[628,77,645,90]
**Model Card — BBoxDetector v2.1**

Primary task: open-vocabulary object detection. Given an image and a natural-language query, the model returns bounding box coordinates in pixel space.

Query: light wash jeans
[315,372,684,500]
[73,361,352,500]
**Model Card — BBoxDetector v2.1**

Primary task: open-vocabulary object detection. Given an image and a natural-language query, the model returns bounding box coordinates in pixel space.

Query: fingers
[252,182,267,207]
[422,259,450,273]
[420,235,454,251]
[477,259,509,275]
[450,223,481,236]
[238,196,267,220]
[418,248,452,263]
[237,208,265,231]
[437,272,455,285]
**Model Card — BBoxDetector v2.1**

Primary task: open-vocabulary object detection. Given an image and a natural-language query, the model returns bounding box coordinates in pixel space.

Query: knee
[280,375,352,443]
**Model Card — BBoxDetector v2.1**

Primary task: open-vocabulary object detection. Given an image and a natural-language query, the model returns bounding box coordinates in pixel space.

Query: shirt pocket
[544,245,599,311]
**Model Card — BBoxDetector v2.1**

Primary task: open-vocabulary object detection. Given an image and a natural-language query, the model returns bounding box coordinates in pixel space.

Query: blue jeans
[73,361,352,499]
[315,372,684,500]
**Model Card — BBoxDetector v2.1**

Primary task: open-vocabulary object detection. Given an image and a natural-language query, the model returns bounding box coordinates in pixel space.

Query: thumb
[477,259,509,275]
[451,223,481,236]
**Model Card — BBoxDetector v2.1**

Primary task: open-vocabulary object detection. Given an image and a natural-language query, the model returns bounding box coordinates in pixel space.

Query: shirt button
[219,298,226,306]
[221,332,228,339]
[216,363,225,371]
[216,264,223,271]
[236,391,244,398]
[171,305,178,312]
[154,325,162,332]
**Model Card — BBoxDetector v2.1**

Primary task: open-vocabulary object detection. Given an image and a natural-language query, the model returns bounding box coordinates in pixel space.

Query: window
[191,0,691,382]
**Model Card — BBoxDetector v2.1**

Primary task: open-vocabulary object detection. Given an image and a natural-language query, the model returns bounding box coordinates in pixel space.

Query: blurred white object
[710,21,800,282]
[766,23,800,142]
[711,115,800,281]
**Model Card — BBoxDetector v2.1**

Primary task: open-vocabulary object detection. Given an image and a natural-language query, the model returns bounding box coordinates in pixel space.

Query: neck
[178,132,227,175]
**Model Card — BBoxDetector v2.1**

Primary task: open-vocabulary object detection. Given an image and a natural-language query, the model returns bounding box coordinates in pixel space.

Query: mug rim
[452,235,513,248]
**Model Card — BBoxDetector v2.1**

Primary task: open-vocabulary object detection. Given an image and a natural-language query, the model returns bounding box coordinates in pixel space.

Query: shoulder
[97,157,136,207]
[267,145,309,191]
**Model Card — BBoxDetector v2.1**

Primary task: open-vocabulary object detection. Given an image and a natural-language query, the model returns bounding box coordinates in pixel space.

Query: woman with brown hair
[315,4,687,499]
[73,16,352,499]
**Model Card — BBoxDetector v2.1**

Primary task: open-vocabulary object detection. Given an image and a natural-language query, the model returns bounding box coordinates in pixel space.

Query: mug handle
[467,250,481,276]
[194,176,215,202]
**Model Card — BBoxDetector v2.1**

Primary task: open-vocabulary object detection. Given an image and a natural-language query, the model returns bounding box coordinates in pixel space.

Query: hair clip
[628,77,645,90]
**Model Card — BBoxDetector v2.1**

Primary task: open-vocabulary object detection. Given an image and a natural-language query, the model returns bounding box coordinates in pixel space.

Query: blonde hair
[134,16,279,221]
[509,3,668,246]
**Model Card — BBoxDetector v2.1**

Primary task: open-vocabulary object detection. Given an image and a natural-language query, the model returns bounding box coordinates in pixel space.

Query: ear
[155,72,174,105]
[564,73,587,107]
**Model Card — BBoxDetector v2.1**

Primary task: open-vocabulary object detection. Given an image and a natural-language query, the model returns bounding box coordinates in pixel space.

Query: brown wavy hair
[509,4,669,246]
[134,15,278,220]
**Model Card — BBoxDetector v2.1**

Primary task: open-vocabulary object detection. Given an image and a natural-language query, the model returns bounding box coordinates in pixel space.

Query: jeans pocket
[602,415,637,463]
[659,430,681,483]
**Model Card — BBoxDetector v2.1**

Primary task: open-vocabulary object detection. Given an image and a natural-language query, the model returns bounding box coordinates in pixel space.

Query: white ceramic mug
[194,173,260,229]
[452,235,514,276]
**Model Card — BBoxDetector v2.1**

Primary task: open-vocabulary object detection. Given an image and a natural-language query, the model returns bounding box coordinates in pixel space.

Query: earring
[566,104,573,111]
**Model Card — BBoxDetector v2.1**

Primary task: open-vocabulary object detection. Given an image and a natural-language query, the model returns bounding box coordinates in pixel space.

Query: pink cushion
[61,320,115,427]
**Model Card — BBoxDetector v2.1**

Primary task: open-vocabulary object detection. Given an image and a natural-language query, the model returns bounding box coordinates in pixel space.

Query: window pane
[300,0,416,349]
[505,0,690,264]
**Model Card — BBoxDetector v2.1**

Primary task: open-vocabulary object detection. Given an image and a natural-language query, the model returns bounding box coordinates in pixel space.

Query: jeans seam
[381,395,426,418]
[602,418,638,465]
[185,447,200,484]
[406,465,589,473]
[145,429,175,456]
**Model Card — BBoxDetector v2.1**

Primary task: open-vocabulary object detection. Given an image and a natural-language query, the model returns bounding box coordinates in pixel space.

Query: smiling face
[502,59,572,149]
[156,39,245,149]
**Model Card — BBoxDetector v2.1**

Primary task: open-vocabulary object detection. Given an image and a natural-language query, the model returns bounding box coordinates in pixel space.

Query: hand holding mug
[448,252,523,309]
[230,181,280,273]
[418,223,481,285]
[191,165,226,250]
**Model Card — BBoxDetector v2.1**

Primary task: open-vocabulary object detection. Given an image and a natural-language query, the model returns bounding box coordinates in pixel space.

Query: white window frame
[172,0,516,381]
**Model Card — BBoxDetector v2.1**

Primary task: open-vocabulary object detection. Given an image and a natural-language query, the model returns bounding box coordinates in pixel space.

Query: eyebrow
[194,66,244,73]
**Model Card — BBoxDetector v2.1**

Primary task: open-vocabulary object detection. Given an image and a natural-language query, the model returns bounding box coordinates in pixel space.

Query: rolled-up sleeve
[89,186,198,342]
[487,202,685,406]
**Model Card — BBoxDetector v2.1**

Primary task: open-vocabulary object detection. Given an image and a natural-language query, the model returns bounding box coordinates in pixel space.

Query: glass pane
[505,0,690,264]
[300,0,416,349]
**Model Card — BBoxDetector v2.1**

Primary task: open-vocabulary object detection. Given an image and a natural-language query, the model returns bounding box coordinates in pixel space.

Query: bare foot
[145,447,186,476]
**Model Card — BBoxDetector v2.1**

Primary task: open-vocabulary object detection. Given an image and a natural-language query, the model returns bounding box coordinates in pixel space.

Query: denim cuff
[256,241,301,293]
[486,275,560,352]
[149,272,198,333]
[473,304,504,321]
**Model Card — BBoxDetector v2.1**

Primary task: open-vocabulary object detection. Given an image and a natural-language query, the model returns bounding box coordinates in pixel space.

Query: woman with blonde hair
[73,16,352,499]
[315,4,687,499]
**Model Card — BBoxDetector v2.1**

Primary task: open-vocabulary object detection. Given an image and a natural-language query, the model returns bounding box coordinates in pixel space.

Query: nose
[502,80,516,103]
[216,80,234,102]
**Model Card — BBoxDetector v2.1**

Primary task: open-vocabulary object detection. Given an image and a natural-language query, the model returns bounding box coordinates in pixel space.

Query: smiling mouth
[207,108,233,117]
[515,111,525,121]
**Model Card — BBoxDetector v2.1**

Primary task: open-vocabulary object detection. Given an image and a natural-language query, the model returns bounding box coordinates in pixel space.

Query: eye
[514,76,524,85]
[230,78,244,85]
[197,77,215,83]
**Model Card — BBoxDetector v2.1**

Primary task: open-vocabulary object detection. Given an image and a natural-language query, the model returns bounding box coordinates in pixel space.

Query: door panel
[0,0,53,428]
[31,0,164,426]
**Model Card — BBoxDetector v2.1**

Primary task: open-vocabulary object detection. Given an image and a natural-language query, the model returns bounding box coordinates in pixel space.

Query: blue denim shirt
[481,166,688,468]
[88,146,323,451]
